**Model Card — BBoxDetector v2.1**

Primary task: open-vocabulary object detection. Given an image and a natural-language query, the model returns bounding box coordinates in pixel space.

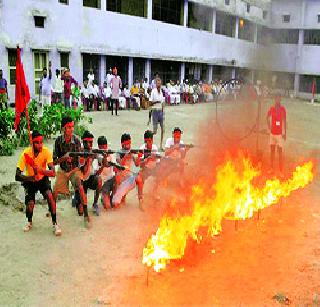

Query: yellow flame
[142,155,314,272]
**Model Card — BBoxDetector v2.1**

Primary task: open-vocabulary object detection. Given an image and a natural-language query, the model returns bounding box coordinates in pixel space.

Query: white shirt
[150,88,164,110]
[87,73,94,86]
[103,87,112,98]
[165,138,185,160]
[88,84,99,97]
[81,86,90,99]
[124,88,130,98]
[142,82,149,93]
[40,76,52,96]
[53,75,63,93]
[106,73,114,86]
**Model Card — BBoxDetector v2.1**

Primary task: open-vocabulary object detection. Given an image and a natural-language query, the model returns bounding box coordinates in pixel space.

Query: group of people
[15,111,191,236]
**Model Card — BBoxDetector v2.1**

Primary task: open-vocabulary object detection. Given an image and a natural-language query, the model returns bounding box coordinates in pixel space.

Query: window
[33,51,48,95]
[151,60,180,84]
[282,14,290,23]
[299,75,320,93]
[34,16,45,28]
[83,54,100,84]
[153,0,183,26]
[272,29,299,44]
[216,11,236,37]
[246,3,250,13]
[133,58,145,83]
[317,14,320,23]
[188,2,213,32]
[225,0,230,5]
[238,19,255,42]
[83,0,100,9]
[60,52,69,70]
[58,0,69,4]
[263,10,268,20]
[8,49,17,85]
[257,25,272,44]
[304,30,320,45]
[107,0,147,17]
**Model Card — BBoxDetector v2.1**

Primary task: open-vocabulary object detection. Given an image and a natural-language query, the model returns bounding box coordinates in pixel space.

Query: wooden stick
[146,267,150,287]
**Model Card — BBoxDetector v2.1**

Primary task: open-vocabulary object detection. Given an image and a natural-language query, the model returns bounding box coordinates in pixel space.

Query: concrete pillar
[207,65,213,83]
[180,62,185,83]
[70,50,82,83]
[128,57,134,87]
[212,9,217,34]
[100,55,106,84]
[145,58,151,82]
[183,0,188,27]
[253,23,258,43]
[147,0,152,19]
[294,73,300,97]
[235,16,239,38]
[231,67,236,79]
[294,29,304,96]
[101,0,107,11]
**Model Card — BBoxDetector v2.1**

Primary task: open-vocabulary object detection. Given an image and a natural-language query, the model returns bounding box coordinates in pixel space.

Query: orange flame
[142,154,314,272]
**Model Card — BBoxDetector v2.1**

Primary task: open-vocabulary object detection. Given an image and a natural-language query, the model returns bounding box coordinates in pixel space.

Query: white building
[0,0,319,99]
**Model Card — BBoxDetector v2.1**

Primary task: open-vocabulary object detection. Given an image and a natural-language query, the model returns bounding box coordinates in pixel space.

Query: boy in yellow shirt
[15,131,61,236]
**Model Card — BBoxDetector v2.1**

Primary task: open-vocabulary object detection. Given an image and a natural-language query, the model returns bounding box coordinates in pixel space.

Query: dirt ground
[0,99,319,306]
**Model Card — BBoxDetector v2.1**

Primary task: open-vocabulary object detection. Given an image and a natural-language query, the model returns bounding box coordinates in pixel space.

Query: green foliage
[0,100,92,156]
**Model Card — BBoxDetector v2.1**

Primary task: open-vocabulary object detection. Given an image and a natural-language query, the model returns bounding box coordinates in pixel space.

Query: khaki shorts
[53,168,83,195]
[270,133,284,148]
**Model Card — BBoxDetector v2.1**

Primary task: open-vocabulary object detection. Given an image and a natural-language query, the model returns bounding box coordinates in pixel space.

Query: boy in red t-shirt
[266,95,287,174]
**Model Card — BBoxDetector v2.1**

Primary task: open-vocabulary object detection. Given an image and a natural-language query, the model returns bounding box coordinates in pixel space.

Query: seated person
[113,133,144,210]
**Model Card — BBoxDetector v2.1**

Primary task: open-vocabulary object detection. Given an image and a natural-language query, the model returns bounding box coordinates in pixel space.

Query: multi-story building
[0,0,319,99]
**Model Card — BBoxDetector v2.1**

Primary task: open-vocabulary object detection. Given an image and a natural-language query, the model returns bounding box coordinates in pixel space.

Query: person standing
[87,69,94,86]
[105,68,113,87]
[39,62,52,115]
[52,69,64,104]
[150,78,165,150]
[61,69,78,108]
[0,69,8,110]
[15,131,61,236]
[110,67,122,116]
[266,95,287,175]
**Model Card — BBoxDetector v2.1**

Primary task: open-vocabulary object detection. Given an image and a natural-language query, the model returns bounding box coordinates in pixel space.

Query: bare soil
[0,100,319,306]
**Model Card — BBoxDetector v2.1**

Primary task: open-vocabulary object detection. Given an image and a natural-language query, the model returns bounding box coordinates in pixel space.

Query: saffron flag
[14,47,30,131]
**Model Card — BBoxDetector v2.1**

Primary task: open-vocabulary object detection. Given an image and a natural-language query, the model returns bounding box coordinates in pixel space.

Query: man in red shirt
[266,95,287,174]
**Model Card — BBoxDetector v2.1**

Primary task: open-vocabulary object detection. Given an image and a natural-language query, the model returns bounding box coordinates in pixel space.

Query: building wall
[1,0,320,99]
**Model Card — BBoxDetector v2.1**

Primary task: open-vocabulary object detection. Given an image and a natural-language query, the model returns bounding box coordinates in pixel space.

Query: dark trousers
[111,99,119,115]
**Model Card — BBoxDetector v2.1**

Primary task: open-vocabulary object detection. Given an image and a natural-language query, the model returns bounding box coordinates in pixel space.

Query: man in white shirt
[52,69,64,104]
[81,80,90,111]
[105,68,113,87]
[150,78,165,150]
[87,69,94,86]
[103,84,112,110]
[39,63,52,116]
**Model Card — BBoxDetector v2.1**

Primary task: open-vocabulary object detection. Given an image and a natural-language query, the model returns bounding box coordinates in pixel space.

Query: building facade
[0,0,319,99]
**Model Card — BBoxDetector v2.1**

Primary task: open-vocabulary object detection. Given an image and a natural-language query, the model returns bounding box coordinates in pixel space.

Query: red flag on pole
[14,46,30,131]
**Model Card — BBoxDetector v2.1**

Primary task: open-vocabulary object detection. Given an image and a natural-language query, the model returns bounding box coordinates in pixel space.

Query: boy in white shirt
[103,84,112,110]
[150,78,165,150]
